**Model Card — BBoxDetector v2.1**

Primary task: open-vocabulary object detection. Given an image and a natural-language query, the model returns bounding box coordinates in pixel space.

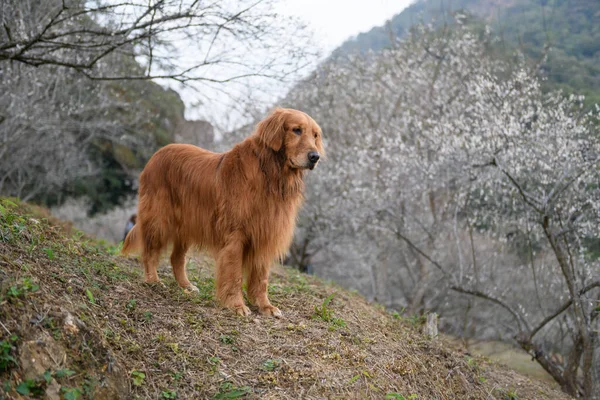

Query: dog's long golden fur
[123,108,324,316]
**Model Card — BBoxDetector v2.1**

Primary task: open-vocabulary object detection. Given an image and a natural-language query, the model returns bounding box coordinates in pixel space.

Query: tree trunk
[542,215,594,398]
[407,252,430,315]
[563,333,583,396]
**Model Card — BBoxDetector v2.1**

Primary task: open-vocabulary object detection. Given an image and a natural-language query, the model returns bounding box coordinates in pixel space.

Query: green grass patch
[261,359,281,371]
[213,381,252,399]
[131,370,146,386]
[313,292,346,330]
[190,276,216,302]
[0,335,18,371]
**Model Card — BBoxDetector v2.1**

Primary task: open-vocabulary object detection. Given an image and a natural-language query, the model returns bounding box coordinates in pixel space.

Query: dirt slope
[0,198,569,399]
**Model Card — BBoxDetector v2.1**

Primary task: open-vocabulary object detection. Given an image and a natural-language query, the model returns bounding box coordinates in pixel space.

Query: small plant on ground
[219,335,235,345]
[126,299,137,311]
[385,393,417,400]
[42,247,55,260]
[313,292,335,322]
[466,356,482,374]
[131,370,146,386]
[391,307,406,320]
[85,288,95,304]
[0,336,18,370]
[55,368,76,378]
[190,276,215,301]
[15,379,45,396]
[313,292,346,329]
[171,371,183,381]
[496,388,519,400]
[82,375,97,398]
[42,370,52,384]
[329,316,346,330]
[283,272,310,293]
[61,386,83,400]
[105,242,123,256]
[160,389,177,399]
[207,356,221,374]
[262,359,281,371]
[213,381,251,399]
[6,276,39,298]
[406,313,426,327]
[168,343,180,354]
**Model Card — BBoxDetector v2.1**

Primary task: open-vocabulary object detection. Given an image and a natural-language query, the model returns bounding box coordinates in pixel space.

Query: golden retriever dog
[122,108,324,317]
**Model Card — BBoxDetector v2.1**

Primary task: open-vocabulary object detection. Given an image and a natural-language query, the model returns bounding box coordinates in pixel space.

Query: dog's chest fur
[218,144,305,261]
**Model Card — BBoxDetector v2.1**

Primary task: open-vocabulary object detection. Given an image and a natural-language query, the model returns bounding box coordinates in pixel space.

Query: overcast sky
[181,0,413,127]
[277,0,413,55]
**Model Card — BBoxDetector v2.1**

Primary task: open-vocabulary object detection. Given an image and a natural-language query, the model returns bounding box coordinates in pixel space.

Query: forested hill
[333,0,600,106]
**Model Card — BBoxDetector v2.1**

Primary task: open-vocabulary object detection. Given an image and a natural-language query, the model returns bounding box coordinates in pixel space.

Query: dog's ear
[256,108,287,151]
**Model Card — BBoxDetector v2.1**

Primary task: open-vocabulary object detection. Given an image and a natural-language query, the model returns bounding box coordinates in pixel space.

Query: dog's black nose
[308,151,320,163]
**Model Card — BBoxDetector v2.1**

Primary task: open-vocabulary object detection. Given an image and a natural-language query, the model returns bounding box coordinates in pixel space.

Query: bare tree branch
[450,286,530,332]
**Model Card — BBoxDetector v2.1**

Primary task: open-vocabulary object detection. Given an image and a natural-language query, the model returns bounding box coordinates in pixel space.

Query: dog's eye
[293,127,302,135]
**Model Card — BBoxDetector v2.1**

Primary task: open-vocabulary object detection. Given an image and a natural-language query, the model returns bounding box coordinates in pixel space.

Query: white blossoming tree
[287,17,600,397]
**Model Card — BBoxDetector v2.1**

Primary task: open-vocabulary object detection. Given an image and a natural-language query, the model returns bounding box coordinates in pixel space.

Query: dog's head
[255,108,325,170]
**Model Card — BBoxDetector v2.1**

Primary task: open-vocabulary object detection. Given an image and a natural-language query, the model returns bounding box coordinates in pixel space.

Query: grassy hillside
[334,0,600,107]
[0,198,570,399]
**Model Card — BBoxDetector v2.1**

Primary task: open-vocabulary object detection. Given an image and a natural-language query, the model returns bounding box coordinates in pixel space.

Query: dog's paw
[184,284,199,294]
[259,305,282,318]
[233,304,251,317]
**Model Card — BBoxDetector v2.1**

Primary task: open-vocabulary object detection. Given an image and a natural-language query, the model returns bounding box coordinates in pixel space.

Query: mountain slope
[334,0,600,106]
[0,198,570,399]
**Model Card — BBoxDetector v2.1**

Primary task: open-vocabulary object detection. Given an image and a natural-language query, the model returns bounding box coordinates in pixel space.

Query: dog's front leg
[216,233,250,316]
[247,261,282,318]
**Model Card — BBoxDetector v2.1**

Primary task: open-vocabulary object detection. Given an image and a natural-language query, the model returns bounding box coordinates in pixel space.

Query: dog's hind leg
[247,261,282,318]
[170,240,197,293]
[140,222,166,285]
[215,233,250,316]
[142,247,161,284]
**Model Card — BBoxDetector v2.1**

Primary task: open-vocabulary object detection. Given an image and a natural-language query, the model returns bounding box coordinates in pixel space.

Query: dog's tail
[122,224,142,255]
